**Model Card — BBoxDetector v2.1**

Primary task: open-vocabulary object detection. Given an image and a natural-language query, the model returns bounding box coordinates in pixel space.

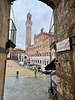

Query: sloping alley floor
[6,60,41,77]
[4,60,51,100]
[4,75,51,100]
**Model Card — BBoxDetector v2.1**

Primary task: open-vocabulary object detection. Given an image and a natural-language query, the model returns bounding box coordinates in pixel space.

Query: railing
[8,19,17,47]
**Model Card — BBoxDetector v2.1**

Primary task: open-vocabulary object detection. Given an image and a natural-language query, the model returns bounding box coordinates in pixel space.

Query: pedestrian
[16,71,19,79]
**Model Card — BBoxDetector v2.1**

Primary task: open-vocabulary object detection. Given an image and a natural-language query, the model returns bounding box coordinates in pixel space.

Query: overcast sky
[11,0,53,50]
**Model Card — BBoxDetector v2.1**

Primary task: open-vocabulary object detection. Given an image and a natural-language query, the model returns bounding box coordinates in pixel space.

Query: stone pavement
[6,60,41,77]
[4,75,51,100]
[4,60,52,100]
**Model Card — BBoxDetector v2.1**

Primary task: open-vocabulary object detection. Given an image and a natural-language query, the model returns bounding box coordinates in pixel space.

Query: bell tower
[26,13,32,51]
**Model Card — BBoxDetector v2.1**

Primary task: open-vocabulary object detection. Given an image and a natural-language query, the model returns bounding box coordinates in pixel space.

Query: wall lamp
[54,60,60,66]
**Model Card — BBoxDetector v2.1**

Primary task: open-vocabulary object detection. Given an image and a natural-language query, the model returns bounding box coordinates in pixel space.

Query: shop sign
[56,38,70,52]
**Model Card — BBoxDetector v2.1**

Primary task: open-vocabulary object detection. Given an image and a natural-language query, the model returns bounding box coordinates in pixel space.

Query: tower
[26,13,32,51]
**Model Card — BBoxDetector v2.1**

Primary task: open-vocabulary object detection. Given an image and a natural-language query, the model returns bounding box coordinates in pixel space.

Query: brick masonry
[27,28,53,57]
[54,0,75,100]
[10,48,25,60]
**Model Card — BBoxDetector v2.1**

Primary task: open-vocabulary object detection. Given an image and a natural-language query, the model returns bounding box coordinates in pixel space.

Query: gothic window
[37,39,38,42]
[45,61,46,65]
[45,53,46,56]
[29,17,31,20]
[38,60,39,63]
[40,60,41,64]
[47,52,48,56]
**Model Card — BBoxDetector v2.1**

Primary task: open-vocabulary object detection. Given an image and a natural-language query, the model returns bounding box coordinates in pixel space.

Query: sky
[11,0,53,50]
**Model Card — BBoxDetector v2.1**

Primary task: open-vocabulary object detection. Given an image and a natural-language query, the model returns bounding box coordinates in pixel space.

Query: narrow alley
[4,60,51,100]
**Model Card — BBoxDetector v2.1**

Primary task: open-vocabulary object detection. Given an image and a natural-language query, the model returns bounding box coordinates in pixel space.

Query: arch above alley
[39,0,60,9]
[10,0,60,9]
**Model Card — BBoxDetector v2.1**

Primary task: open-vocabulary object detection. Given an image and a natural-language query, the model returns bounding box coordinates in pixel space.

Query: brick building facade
[10,48,25,60]
[27,28,54,65]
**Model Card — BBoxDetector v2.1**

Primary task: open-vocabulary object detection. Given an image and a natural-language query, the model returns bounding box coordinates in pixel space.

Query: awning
[45,59,56,70]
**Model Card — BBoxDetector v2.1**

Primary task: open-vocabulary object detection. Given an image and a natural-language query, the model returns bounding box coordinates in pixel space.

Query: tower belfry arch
[0,0,75,100]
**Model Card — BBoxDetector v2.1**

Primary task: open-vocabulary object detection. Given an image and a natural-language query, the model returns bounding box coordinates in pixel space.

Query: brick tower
[26,13,32,51]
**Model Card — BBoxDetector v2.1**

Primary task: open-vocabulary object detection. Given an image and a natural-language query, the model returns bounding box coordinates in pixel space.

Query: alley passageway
[4,60,51,100]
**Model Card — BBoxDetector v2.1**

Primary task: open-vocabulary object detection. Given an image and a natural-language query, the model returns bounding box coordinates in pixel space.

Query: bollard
[16,71,19,79]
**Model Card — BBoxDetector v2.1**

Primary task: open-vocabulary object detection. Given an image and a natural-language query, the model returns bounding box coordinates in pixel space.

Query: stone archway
[0,0,75,100]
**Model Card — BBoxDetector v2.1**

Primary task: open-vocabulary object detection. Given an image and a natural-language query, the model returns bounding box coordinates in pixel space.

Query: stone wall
[0,0,75,100]
[54,0,75,99]
[0,0,10,100]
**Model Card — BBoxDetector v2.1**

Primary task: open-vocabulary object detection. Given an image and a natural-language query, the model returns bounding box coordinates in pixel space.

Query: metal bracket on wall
[71,36,75,46]
[72,43,75,45]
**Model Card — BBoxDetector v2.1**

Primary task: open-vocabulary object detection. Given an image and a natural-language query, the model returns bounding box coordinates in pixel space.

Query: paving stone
[4,75,52,100]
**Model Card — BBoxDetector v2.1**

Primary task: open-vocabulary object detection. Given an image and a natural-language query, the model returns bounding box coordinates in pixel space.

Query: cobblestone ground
[4,75,51,100]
